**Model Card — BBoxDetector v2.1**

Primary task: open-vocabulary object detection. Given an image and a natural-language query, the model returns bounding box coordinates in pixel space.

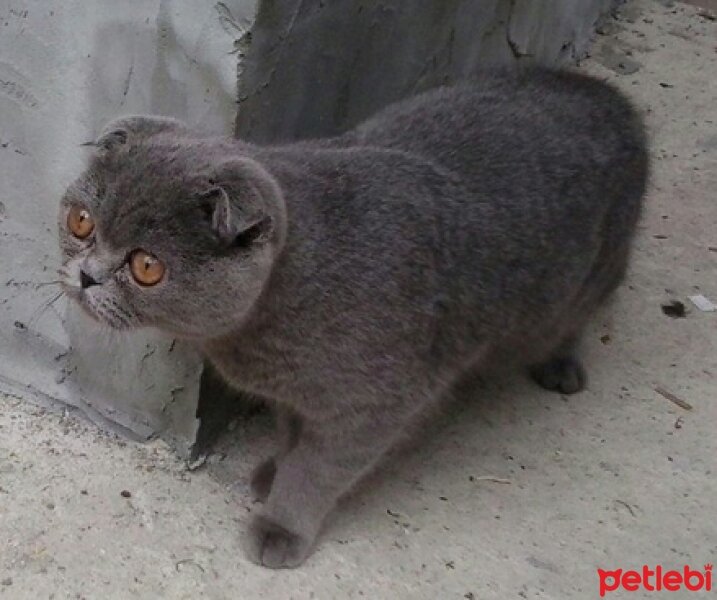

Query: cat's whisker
[34,280,63,289]
[100,302,131,329]
[27,291,65,328]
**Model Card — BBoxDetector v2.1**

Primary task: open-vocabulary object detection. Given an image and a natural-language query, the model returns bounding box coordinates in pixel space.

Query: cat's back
[348,68,646,186]
[345,68,648,296]
[333,69,648,356]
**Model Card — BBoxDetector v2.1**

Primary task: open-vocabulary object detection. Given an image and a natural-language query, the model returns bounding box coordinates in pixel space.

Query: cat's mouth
[60,279,137,331]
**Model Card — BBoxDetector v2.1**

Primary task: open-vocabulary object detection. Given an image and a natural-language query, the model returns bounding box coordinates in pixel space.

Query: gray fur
[59,68,648,568]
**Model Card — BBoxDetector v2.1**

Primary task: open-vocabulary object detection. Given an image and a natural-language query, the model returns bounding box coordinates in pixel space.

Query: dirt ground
[1,1,715,598]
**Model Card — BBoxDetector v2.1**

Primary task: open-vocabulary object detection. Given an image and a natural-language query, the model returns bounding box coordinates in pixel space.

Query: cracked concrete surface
[1,0,716,598]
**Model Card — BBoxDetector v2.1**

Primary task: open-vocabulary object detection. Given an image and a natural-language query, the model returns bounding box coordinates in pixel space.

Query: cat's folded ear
[199,157,285,249]
[86,115,188,158]
[198,186,269,248]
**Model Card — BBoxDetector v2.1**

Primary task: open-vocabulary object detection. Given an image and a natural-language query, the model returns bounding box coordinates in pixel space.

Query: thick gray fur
[59,68,648,568]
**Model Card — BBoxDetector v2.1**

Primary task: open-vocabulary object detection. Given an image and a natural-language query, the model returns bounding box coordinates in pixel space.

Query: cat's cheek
[114,275,164,328]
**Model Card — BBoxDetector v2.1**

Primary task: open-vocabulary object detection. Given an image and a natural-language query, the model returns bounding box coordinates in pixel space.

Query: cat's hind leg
[530,242,633,395]
[529,336,586,395]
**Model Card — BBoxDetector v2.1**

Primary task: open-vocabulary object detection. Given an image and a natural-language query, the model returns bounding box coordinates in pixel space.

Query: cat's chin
[66,290,137,331]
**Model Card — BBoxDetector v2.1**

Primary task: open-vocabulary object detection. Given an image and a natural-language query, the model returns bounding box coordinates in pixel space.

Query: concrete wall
[0,1,255,456]
[237,0,619,142]
[1,0,617,457]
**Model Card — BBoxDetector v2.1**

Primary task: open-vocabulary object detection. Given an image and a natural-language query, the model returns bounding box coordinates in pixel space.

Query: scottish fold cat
[59,68,648,567]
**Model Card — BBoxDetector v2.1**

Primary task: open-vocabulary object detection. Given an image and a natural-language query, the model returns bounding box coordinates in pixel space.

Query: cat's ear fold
[198,186,270,248]
[200,156,285,249]
[86,116,188,157]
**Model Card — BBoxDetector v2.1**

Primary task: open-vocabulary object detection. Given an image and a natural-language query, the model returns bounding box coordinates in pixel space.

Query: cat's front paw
[246,514,313,568]
[530,356,586,395]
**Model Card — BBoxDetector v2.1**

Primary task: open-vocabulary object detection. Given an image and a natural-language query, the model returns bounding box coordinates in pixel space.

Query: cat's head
[59,116,286,339]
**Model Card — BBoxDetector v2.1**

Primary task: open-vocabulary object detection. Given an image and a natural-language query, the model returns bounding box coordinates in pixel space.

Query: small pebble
[661,300,686,318]
[120,490,132,498]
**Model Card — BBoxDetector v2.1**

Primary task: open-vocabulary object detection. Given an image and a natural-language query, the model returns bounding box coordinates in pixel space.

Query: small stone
[598,46,641,75]
[661,300,686,318]
[120,490,132,498]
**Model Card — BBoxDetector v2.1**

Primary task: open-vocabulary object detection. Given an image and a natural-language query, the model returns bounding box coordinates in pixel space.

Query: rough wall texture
[0,0,255,457]
[237,0,620,142]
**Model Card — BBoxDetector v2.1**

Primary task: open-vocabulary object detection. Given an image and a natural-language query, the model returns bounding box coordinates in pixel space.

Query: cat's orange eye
[130,250,165,286]
[67,205,95,239]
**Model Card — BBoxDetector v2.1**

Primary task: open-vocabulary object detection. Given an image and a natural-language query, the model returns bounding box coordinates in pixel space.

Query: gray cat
[59,68,648,568]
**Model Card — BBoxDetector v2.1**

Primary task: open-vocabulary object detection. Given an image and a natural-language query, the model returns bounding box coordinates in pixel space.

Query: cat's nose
[80,270,99,289]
